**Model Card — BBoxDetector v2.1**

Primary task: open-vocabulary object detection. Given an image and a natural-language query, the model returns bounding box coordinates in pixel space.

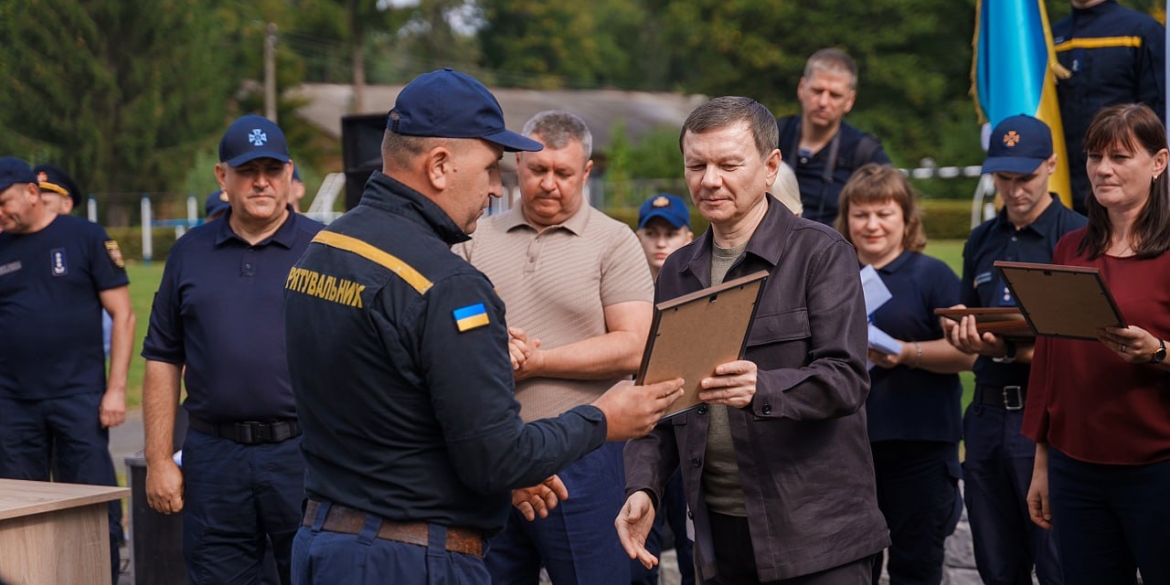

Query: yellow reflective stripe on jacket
[311,231,433,294]
[1055,36,1142,52]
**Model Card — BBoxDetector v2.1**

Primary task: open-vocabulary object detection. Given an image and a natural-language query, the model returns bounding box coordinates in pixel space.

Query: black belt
[188,415,301,444]
[976,385,1026,411]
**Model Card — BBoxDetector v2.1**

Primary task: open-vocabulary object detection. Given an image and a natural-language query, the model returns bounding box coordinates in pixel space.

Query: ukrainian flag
[973,0,1073,207]
[453,303,490,332]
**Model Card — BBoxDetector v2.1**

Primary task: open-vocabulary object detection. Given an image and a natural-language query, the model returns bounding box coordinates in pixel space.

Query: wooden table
[0,479,129,585]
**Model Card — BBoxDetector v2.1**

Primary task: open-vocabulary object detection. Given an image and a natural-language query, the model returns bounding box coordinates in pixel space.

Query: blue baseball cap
[388,68,543,153]
[0,157,36,193]
[219,114,291,167]
[982,114,1053,175]
[204,189,230,217]
[638,194,691,229]
[33,163,83,209]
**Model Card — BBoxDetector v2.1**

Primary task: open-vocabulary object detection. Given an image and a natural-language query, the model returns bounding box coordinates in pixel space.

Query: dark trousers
[962,401,1062,585]
[705,512,873,585]
[1048,447,1170,585]
[291,500,489,585]
[486,441,628,585]
[869,441,961,585]
[182,428,305,585]
[633,469,696,585]
[0,393,124,585]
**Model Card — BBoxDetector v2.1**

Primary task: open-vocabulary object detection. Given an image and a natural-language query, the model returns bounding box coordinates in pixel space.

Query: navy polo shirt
[142,208,322,422]
[867,251,963,443]
[0,215,129,400]
[961,195,1085,388]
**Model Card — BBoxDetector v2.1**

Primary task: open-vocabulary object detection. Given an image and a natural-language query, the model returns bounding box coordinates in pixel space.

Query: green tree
[0,0,233,193]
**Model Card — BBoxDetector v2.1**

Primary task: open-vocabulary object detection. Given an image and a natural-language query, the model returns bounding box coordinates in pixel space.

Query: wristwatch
[1150,338,1166,364]
[993,339,1017,364]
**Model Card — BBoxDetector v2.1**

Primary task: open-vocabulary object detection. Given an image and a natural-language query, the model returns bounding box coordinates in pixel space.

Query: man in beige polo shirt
[455,110,653,584]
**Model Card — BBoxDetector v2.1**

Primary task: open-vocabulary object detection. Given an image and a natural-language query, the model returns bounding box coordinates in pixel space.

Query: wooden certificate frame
[636,271,769,419]
[993,261,1126,341]
[933,307,1034,338]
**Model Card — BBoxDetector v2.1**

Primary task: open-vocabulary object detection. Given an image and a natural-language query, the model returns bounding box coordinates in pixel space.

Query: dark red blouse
[1023,228,1170,465]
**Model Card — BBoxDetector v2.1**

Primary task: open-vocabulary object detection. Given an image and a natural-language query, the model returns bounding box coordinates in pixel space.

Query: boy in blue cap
[636,194,694,280]
[0,156,133,585]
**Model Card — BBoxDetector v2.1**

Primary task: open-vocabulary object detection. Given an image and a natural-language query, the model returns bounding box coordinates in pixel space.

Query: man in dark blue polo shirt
[283,68,683,585]
[944,115,1084,585]
[141,115,323,585]
[777,48,891,226]
[0,156,135,585]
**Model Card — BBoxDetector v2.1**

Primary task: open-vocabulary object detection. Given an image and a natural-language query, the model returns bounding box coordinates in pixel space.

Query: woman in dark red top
[1023,104,1170,585]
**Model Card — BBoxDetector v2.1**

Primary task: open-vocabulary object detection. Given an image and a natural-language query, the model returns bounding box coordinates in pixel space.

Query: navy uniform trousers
[182,428,304,585]
[292,500,490,585]
[963,398,1062,585]
[0,392,123,585]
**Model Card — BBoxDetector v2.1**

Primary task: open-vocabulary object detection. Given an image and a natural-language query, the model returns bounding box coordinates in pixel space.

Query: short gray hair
[521,110,593,158]
[803,48,858,89]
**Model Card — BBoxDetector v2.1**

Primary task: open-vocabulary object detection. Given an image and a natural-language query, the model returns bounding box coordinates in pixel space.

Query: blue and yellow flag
[453,303,490,332]
[973,0,1073,207]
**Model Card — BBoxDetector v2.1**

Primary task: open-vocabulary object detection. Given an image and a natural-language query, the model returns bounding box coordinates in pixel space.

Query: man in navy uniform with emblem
[943,115,1085,585]
[283,68,683,585]
[0,156,134,585]
[141,115,323,585]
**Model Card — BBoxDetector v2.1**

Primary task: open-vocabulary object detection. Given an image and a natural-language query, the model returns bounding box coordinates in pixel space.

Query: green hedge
[105,227,180,262]
[607,198,975,241]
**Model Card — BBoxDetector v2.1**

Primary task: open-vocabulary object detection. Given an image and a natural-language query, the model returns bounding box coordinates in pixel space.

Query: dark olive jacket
[624,195,889,581]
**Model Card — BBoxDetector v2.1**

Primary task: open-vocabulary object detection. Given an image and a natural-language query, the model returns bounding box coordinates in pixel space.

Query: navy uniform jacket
[0,214,128,399]
[284,172,608,535]
[624,196,889,582]
[777,116,891,225]
[1054,0,1166,208]
[961,195,1085,389]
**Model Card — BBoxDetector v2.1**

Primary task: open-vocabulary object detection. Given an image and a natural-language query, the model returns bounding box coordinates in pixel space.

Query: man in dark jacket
[1053,0,1165,212]
[617,96,889,584]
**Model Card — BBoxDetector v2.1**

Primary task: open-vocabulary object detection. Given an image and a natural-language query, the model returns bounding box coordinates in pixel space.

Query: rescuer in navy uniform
[141,115,323,585]
[0,156,134,585]
[283,68,684,585]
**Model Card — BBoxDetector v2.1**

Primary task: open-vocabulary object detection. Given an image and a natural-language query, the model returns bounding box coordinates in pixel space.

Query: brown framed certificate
[933,307,1034,338]
[635,271,769,419]
[993,261,1126,341]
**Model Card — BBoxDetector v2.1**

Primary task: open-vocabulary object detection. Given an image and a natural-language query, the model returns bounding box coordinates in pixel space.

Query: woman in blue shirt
[836,164,975,585]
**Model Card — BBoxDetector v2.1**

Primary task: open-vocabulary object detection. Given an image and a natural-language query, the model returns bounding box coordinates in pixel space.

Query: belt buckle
[1002,386,1024,411]
[234,421,271,443]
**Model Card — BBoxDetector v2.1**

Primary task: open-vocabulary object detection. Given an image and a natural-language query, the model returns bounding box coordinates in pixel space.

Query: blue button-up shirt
[961,196,1086,388]
[142,208,322,421]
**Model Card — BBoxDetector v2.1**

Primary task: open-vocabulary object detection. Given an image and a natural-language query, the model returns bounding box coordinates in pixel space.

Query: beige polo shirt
[455,204,654,421]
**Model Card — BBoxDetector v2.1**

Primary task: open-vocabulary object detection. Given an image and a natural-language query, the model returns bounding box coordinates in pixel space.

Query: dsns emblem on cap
[652,196,670,208]
[248,129,268,146]
[1002,130,1020,148]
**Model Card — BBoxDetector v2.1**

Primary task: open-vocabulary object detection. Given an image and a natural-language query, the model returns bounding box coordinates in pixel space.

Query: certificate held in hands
[635,271,769,419]
[993,261,1126,341]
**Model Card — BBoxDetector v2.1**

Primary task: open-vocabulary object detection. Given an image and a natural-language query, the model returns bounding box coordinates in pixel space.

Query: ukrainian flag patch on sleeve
[453,303,490,332]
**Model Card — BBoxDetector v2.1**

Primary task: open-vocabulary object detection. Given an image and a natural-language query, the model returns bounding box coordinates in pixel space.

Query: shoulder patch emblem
[453,303,490,332]
[104,240,125,268]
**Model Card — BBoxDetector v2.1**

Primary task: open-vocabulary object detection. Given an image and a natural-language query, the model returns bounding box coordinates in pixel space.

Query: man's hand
[508,327,545,381]
[512,475,569,521]
[699,360,757,408]
[615,491,659,569]
[99,387,127,428]
[945,309,1007,357]
[146,459,184,515]
[593,378,685,441]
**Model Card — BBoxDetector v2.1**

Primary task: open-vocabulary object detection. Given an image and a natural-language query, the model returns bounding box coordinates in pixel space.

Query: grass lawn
[125,261,166,408]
